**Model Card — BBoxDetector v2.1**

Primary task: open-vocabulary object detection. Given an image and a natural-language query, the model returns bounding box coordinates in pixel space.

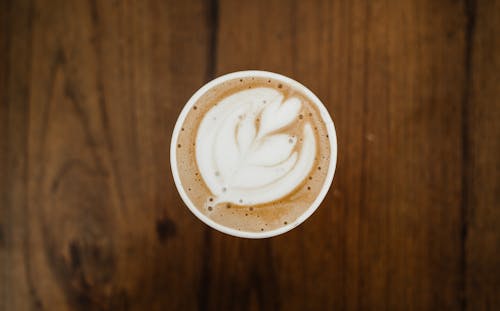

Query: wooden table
[1,0,499,310]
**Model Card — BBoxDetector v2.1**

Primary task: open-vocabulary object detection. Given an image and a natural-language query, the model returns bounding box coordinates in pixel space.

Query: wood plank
[2,0,213,309]
[1,0,35,309]
[374,1,465,308]
[466,0,500,309]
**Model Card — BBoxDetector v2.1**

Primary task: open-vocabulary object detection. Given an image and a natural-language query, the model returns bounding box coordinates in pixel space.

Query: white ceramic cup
[170,71,337,238]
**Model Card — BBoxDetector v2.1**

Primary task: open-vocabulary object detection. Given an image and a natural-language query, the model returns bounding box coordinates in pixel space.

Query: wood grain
[1,0,498,310]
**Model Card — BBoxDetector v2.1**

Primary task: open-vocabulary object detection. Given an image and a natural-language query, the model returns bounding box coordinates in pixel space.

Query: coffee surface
[175,76,331,232]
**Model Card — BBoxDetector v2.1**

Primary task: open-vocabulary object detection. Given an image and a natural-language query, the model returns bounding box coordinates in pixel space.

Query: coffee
[172,73,334,234]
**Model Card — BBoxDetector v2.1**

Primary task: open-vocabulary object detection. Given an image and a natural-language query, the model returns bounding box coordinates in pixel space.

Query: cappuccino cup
[171,71,337,238]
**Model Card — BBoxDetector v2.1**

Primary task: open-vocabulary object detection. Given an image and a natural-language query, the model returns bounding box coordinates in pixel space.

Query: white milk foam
[196,87,316,206]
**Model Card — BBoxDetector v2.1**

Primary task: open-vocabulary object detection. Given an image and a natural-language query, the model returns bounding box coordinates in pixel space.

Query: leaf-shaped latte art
[196,87,316,206]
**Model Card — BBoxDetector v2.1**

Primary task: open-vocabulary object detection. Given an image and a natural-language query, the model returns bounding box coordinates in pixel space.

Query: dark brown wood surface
[1,0,498,310]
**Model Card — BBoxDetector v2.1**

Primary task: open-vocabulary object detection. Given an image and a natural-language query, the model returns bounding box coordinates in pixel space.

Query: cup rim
[170,70,337,238]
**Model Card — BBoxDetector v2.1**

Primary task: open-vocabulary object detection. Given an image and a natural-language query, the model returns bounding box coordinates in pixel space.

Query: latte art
[172,72,336,235]
[196,88,316,207]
